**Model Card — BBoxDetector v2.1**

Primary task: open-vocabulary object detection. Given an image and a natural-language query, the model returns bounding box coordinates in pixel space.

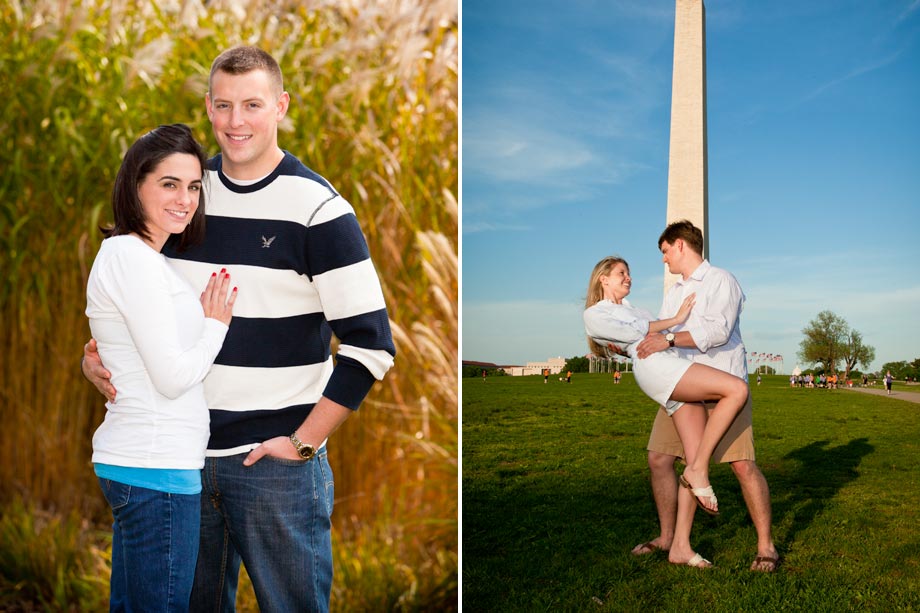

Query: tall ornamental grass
[0,0,457,609]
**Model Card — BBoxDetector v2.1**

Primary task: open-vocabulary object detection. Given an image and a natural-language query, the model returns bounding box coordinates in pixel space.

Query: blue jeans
[99,478,201,613]
[190,450,334,613]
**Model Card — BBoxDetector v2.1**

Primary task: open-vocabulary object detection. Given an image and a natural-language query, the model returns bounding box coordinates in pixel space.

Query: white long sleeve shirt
[86,235,228,469]
[659,260,748,380]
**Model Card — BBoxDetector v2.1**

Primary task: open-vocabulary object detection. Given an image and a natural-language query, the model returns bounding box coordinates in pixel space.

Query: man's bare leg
[731,459,779,571]
[631,450,678,554]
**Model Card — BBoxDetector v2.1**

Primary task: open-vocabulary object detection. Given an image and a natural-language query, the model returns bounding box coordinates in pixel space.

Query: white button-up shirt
[658,260,748,380]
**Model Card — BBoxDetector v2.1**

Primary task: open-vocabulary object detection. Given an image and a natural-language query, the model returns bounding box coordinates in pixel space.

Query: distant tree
[564,355,590,373]
[908,358,920,381]
[462,365,480,378]
[463,365,505,378]
[880,361,909,380]
[797,310,855,374]
[841,329,876,383]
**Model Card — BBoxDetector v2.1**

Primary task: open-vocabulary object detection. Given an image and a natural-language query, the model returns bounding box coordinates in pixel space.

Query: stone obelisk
[664,0,709,292]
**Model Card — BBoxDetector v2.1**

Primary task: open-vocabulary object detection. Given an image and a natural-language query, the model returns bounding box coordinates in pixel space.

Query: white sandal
[680,474,719,516]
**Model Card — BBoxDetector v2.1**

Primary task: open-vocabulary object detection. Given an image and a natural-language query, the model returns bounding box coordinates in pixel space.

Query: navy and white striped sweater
[164,152,396,455]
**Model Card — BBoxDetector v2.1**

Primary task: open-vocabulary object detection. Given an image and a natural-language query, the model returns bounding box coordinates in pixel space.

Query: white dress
[584,299,692,415]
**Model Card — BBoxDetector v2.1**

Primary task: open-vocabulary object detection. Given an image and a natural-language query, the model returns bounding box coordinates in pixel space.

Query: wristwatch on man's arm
[289,431,317,461]
[665,332,676,348]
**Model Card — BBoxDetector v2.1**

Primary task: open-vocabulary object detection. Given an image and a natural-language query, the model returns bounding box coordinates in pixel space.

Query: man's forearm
[294,397,353,447]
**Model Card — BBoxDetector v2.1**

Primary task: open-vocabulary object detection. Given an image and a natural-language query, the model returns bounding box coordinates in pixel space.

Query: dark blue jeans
[99,478,201,612]
[190,450,334,613]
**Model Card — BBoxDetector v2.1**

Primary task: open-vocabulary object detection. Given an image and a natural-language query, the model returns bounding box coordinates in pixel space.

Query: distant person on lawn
[584,255,749,567]
[629,220,779,573]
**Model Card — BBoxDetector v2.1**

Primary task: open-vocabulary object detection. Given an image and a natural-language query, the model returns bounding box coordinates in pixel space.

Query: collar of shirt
[675,259,711,287]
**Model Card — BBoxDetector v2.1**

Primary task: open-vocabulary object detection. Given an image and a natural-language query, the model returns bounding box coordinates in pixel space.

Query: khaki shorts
[646,393,755,463]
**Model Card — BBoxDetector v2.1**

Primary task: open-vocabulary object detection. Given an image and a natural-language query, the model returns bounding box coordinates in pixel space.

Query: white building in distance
[503,357,566,377]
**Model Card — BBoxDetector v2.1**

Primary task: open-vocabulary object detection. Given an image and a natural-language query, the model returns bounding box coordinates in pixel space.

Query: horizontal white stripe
[313,260,387,320]
[167,260,323,319]
[205,443,260,457]
[337,344,395,380]
[203,360,333,412]
[207,172,340,225]
[205,440,328,457]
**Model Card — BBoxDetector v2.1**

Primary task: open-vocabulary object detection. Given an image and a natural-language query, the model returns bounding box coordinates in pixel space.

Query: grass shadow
[772,437,874,550]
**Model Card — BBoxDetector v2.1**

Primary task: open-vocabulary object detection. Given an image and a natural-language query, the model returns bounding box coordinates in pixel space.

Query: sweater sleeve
[584,302,650,345]
[100,243,229,399]
[306,198,396,410]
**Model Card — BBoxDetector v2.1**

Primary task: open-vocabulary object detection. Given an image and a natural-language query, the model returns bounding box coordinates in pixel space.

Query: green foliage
[463,373,920,611]
[798,310,875,380]
[462,365,504,378]
[0,500,108,611]
[564,355,590,373]
[879,360,920,381]
[332,519,458,612]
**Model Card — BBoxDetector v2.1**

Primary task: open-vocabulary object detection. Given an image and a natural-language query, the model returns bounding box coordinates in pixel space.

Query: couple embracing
[584,220,779,571]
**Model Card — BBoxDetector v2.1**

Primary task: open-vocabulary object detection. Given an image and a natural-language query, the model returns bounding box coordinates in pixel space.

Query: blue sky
[461,0,920,374]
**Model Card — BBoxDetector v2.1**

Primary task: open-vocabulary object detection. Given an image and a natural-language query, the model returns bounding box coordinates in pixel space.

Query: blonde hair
[585,256,629,357]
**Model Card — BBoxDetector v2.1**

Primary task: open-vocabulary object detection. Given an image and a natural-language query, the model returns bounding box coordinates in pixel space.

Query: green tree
[798,310,873,377]
[841,329,876,383]
[564,355,590,373]
[909,358,920,381]
[880,361,909,380]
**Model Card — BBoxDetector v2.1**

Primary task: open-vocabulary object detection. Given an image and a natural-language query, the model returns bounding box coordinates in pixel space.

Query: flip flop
[679,474,719,516]
[751,554,781,572]
[671,553,712,568]
[631,541,668,556]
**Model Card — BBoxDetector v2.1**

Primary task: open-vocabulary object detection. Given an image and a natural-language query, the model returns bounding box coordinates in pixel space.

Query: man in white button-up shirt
[631,220,780,572]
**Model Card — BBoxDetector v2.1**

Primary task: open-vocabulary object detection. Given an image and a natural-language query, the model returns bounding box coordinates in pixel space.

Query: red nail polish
[211,272,217,277]
[225,273,230,279]
[220,268,227,273]
[233,287,238,292]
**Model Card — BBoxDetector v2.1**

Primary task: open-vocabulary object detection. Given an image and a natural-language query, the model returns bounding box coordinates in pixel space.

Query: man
[83,46,396,611]
[631,220,779,572]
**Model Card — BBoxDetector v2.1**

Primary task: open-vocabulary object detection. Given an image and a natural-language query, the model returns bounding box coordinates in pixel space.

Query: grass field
[462,373,920,612]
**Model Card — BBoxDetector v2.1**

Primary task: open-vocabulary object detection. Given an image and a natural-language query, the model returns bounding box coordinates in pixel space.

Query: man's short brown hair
[209,46,284,97]
[658,219,704,256]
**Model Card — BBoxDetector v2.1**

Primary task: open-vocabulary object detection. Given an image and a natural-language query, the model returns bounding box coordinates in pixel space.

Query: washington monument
[665,0,709,291]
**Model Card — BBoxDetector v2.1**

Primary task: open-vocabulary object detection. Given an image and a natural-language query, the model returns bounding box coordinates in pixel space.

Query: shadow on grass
[773,437,874,549]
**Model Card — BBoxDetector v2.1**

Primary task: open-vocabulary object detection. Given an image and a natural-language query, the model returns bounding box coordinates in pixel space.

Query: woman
[86,124,237,611]
[583,256,748,566]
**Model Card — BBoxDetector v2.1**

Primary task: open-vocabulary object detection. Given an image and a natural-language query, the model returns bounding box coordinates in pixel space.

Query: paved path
[842,386,920,404]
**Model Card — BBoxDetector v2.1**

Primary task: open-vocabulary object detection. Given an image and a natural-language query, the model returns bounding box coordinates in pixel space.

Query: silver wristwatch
[289,431,317,461]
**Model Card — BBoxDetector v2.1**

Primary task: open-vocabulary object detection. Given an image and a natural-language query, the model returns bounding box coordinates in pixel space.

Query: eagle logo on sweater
[261,235,276,248]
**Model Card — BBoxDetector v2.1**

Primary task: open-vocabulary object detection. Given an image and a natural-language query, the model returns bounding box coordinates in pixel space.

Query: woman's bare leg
[668,402,708,565]
[670,363,749,509]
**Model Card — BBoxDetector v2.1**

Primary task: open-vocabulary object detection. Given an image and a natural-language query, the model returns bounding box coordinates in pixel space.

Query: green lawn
[462,373,920,612]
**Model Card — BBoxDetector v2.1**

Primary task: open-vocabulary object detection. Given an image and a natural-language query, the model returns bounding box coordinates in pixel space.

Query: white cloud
[897,0,920,23]
[464,115,596,183]
[462,221,531,235]
[801,49,907,103]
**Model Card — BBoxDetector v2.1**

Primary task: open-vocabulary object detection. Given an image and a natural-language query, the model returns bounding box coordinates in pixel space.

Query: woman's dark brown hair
[103,123,207,251]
